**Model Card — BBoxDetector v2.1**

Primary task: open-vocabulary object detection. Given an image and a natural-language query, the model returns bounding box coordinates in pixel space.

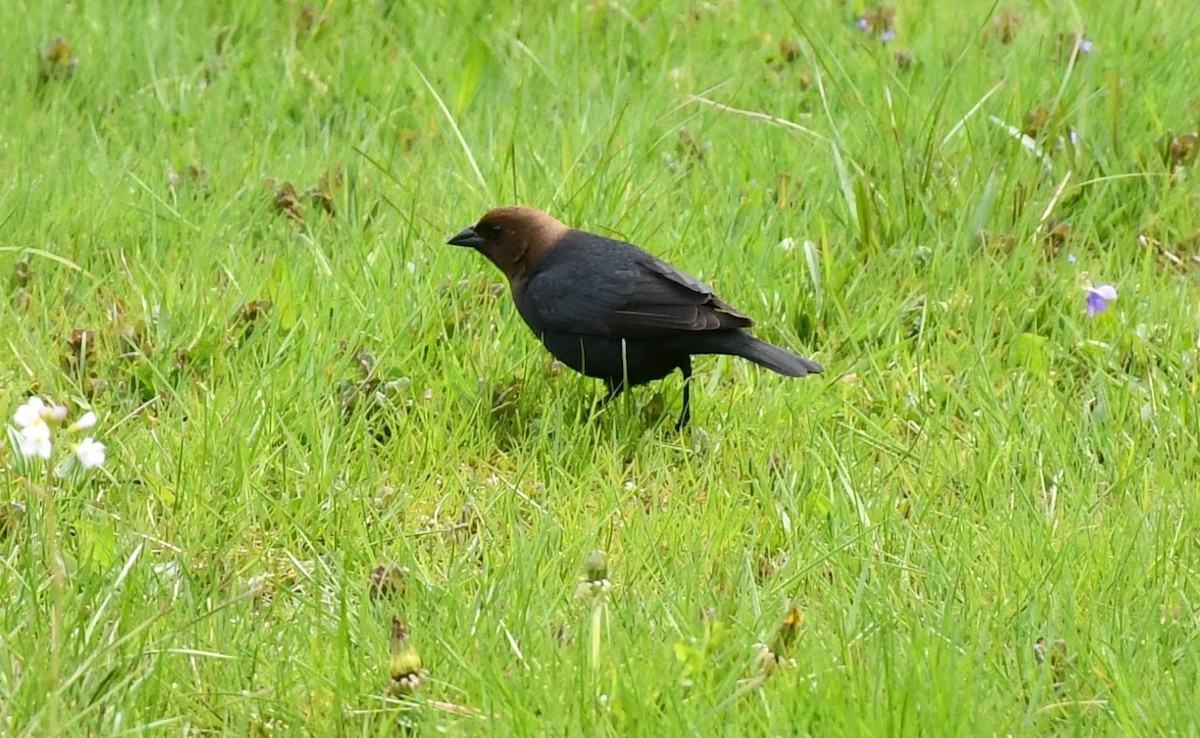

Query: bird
[447,206,822,428]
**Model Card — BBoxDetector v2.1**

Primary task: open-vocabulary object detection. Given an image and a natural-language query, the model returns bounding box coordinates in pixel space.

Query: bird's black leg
[675,358,692,431]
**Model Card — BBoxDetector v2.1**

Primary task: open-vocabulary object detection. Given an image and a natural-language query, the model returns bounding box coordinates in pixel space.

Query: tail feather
[716,333,822,377]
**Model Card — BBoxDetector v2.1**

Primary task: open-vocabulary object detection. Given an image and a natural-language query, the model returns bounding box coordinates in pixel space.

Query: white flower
[45,404,68,422]
[13,397,47,428]
[71,411,97,431]
[17,422,53,460]
[13,396,69,427]
[74,438,106,469]
[10,398,107,470]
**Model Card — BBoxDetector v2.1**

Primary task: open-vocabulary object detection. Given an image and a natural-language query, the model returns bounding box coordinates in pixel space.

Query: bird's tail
[715,333,823,377]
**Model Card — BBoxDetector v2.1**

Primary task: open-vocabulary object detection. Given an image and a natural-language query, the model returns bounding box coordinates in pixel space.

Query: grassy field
[2,0,1199,734]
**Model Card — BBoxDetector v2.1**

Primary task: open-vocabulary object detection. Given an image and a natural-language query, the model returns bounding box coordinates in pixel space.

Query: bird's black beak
[447,226,484,249]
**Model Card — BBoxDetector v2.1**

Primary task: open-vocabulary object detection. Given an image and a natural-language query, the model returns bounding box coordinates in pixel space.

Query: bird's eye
[488,225,504,238]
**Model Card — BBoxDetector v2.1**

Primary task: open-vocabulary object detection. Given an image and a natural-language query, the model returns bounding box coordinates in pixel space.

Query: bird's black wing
[522,233,753,339]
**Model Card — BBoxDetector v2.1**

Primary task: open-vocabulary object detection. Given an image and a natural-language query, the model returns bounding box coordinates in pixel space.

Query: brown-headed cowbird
[448,206,822,428]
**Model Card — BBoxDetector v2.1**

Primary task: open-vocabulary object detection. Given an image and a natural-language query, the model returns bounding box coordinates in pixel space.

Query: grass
[2,0,1199,734]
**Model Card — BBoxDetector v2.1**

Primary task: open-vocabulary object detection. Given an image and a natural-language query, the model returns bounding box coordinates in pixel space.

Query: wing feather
[520,233,752,338]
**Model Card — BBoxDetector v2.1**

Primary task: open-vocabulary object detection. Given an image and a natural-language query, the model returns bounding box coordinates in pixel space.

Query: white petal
[13,397,46,428]
[44,404,68,422]
[20,422,51,443]
[75,438,107,469]
[15,433,34,457]
[74,411,98,430]
[18,427,53,459]
[1092,284,1118,301]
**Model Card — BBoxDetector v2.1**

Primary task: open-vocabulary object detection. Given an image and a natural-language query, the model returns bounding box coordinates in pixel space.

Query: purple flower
[1085,284,1117,318]
[1069,129,1079,146]
[1078,38,1093,53]
[1067,253,1078,264]
[856,17,869,31]
[880,30,896,42]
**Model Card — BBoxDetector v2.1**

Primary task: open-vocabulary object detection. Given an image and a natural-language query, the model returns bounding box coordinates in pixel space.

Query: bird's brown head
[447,206,569,284]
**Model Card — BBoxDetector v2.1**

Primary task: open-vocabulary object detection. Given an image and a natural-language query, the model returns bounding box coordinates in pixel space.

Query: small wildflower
[1086,284,1118,318]
[1069,129,1079,146]
[13,398,46,428]
[855,6,896,40]
[17,422,53,460]
[767,607,805,662]
[575,550,613,603]
[10,399,107,470]
[1055,33,1093,61]
[71,411,97,431]
[45,404,68,423]
[750,607,804,678]
[73,438,106,469]
[13,397,67,428]
[387,617,426,697]
[1067,253,1078,264]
